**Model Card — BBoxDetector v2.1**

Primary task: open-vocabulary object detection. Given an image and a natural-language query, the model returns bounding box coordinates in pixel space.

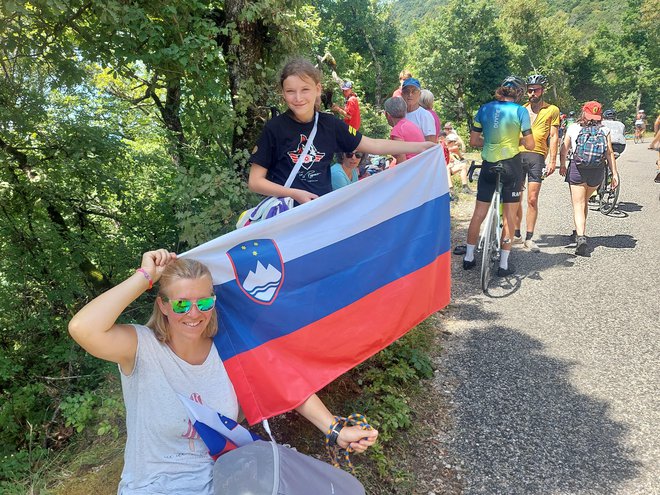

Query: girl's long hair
[578,112,602,127]
[145,259,218,343]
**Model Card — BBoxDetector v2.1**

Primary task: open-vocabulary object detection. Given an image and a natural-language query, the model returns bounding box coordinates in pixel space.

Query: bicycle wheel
[599,172,620,215]
[480,204,497,292]
[634,133,640,144]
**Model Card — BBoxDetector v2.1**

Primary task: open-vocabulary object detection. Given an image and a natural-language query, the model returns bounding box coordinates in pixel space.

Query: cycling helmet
[500,75,525,102]
[526,74,548,86]
[501,75,525,91]
[603,109,616,119]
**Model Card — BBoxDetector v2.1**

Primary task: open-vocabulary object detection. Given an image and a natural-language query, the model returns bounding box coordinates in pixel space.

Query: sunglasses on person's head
[527,87,543,94]
[162,295,216,314]
[346,152,364,158]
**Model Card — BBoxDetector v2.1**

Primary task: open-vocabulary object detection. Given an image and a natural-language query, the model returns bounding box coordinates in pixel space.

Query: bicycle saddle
[490,163,505,173]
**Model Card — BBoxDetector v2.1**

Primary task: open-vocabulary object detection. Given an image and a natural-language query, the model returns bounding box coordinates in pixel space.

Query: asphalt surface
[440,142,659,494]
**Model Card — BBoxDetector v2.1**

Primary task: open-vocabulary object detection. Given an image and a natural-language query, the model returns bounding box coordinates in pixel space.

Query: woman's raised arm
[68,249,176,372]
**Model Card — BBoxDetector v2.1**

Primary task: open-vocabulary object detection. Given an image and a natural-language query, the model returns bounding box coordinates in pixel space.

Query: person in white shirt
[401,78,437,143]
[601,109,626,156]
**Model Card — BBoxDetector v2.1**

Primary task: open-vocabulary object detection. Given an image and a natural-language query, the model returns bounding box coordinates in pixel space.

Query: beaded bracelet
[324,413,373,473]
[136,268,153,290]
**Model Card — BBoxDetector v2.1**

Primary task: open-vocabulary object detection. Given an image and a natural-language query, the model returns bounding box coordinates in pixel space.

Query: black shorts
[476,156,523,204]
[521,151,546,183]
[565,162,605,187]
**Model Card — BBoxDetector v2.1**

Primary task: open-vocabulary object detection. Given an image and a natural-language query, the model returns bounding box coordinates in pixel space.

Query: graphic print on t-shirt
[181,392,203,452]
[287,134,325,170]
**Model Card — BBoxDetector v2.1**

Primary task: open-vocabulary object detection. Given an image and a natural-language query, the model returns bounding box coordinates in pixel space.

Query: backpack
[572,126,608,168]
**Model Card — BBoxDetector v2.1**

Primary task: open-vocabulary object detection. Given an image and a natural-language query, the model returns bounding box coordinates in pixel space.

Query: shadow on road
[452,249,575,300]
[445,325,642,494]
[614,201,643,213]
[589,234,637,250]
[483,250,575,298]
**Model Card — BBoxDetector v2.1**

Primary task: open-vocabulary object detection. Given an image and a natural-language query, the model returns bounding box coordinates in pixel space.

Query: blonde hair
[399,70,412,81]
[145,259,218,343]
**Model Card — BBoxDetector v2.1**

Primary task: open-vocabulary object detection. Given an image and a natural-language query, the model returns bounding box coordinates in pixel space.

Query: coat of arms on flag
[227,239,284,305]
[181,145,450,425]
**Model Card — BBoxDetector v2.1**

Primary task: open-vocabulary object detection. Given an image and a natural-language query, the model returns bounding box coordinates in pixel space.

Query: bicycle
[633,125,644,144]
[597,152,621,215]
[597,168,620,215]
[467,161,504,293]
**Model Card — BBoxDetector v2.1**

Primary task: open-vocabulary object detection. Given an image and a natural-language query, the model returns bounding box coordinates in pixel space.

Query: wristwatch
[327,422,344,447]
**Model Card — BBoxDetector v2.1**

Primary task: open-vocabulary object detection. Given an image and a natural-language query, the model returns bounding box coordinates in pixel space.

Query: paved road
[440,142,659,494]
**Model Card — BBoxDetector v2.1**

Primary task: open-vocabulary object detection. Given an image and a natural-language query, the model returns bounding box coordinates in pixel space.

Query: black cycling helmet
[526,74,548,86]
[603,109,616,119]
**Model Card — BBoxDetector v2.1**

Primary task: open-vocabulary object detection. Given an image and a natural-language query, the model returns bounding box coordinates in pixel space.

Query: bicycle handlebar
[467,161,480,182]
[467,160,505,182]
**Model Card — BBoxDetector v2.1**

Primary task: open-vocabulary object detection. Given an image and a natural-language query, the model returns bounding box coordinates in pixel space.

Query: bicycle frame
[468,161,503,293]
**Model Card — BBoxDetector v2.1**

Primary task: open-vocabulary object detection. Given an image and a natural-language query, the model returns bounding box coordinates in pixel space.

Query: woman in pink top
[384,96,425,164]
[420,89,441,140]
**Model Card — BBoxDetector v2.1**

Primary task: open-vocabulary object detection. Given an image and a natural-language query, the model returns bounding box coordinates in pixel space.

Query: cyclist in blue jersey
[463,76,535,277]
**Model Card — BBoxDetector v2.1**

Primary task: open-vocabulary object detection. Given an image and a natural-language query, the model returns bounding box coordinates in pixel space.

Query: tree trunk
[363,34,383,106]
[222,0,270,179]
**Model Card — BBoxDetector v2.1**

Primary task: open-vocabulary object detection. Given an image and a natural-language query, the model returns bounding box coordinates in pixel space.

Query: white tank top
[118,325,238,495]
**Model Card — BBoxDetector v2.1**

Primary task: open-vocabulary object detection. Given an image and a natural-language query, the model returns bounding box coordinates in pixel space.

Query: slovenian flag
[181,145,450,425]
[177,394,261,460]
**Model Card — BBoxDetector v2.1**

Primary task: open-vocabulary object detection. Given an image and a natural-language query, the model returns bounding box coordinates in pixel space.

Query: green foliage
[60,389,124,438]
[341,320,435,474]
[313,0,402,104]
[407,0,511,128]
[354,321,435,442]
[358,103,390,139]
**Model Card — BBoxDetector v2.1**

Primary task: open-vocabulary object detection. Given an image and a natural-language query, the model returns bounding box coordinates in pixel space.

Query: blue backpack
[572,126,608,168]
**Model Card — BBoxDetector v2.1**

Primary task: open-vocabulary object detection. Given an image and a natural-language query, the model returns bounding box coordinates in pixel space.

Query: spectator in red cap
[332,80,361,130]
[559,101,618,256]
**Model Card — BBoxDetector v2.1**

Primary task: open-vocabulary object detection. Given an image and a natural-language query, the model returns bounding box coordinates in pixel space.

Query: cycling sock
[499,249,510,269]
[526,231,534,241]
[514,229,521,238]
[464,244,475,262]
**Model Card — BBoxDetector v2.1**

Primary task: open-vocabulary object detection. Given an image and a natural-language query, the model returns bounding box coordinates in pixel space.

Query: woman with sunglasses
[69,249,378,495]
[331,151,364,189]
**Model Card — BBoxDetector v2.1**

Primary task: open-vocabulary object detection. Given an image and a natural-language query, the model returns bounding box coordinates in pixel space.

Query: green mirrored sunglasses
[162,295,216,314]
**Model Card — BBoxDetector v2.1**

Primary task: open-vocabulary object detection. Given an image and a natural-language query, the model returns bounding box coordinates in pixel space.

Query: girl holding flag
[69,249,378,495]
[248,58,435,203]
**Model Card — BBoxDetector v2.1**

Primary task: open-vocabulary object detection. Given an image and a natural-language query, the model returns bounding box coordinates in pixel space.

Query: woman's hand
[290,188,319,204]
[559,163,567,177]
[140,249,177,284]
[337,425,379,453]
[610,172,619,189]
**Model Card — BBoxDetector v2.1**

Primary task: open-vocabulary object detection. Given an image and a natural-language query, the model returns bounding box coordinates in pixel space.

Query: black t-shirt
[250,111,363,197]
